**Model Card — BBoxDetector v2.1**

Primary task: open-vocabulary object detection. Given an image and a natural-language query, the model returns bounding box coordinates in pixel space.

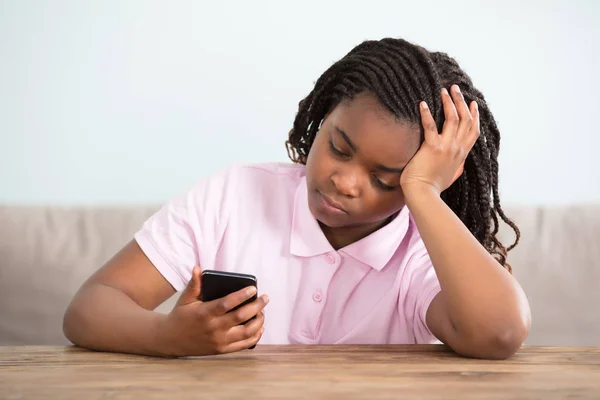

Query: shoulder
[180,162,305,219]
[217,162,306,196]
[186,162,305,197]
[228,162,306,213]
[232,162,306,182]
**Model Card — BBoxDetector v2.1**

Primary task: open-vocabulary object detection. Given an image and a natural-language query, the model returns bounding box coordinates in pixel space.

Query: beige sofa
[1,204,598,346]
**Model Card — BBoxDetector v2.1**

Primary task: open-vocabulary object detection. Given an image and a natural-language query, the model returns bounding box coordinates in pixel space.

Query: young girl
[63,37,531,360]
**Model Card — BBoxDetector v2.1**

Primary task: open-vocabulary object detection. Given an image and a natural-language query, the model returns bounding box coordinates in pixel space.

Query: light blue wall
[1,0,599,205]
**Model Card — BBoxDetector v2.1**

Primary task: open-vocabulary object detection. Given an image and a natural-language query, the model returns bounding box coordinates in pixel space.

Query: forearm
[405,185,530,352]
[63,283,173,357]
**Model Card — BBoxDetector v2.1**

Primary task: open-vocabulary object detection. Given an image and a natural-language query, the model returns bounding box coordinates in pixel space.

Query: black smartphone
[200,270,259,349]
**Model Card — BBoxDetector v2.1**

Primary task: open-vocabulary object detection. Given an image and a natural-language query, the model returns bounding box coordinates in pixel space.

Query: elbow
[476,312,531,360]
[453,325,529,360]
[468,290,532,360]
[489,299,532,359]
[62,303,76,344]
[454,312,531,360]
[62,299,85,347]
[482,324,529,360]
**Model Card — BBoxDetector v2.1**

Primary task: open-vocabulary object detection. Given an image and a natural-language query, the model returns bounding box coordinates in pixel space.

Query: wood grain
[1,345,599,399]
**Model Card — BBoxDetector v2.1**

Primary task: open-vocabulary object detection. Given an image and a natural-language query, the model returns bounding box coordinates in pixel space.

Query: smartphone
[200,270,259,349]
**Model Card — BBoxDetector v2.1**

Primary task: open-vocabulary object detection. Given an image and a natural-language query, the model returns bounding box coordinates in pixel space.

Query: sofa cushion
[0,204,598,346]
[0,206,158,344]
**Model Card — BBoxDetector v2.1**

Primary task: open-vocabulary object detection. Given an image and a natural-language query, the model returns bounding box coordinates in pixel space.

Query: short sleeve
[134,165,238,291]
[402,249,442,344]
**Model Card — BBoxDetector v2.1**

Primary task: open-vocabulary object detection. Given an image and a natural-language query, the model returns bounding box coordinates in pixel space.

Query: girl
[63,37,531,360]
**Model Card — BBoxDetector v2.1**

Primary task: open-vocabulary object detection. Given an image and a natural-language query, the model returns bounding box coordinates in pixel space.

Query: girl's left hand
[400,84,480,196]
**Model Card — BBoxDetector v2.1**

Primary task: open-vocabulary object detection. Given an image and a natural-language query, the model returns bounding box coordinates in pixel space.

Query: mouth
[318,191,349,215]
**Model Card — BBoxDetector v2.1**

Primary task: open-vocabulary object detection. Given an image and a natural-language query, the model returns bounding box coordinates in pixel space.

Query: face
[305,92,421,239]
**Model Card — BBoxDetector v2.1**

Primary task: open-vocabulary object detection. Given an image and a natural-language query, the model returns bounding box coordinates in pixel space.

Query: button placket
[315,253,338,306]
[295,254,340,341]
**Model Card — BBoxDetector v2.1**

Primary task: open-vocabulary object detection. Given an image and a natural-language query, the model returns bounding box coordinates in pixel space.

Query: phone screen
[200,270,259,349]
[200,270,257,310]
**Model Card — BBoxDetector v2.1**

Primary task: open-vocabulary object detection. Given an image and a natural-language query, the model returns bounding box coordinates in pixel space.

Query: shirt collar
[289,177,411,271]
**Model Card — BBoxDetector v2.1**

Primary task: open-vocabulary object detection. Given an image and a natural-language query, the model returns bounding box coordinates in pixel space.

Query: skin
[63,85,531,360]
[306,87,531,359]
[305,92,421,249]
[63,244,269,357]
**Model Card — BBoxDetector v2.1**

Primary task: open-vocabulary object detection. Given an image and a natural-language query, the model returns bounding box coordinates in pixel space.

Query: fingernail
[454,85,461,93]
[442,88,449,95]
[263,294,270,304]
[421,101,428,110]
[247,286,257,296]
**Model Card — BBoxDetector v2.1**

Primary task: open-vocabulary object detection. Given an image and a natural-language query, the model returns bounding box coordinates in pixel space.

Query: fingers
[449,85,473,140]
[467,100,481,149]
[207,285,258,316]
[421,85,476,144]
[419,101,439,144]
[208,302,267,354]
[224,310,265,343]
[440,87,459,139]
[176,265,203,306]
[221,326,265,354]
[220,294,270,328]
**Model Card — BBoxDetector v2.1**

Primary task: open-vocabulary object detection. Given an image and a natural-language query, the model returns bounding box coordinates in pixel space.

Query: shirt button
[325,254,336,264]
[313,291,323,303]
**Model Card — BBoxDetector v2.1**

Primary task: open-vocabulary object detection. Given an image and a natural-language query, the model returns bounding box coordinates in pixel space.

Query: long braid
[285,38,520,271]
[429,51,520,269]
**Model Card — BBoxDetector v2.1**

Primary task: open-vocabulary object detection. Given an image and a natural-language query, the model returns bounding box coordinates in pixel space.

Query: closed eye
[328,139,348,158]
[330,138,397,191]
[374,177,396,191]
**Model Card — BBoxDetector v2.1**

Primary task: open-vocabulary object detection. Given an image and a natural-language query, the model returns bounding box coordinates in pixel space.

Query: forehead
[325,92,421,165]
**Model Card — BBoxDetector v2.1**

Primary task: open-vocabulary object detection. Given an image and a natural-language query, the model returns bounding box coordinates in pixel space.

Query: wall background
[1,0,598,206]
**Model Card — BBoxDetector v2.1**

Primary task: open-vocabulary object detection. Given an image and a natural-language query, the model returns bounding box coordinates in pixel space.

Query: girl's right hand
[161,266,269,357]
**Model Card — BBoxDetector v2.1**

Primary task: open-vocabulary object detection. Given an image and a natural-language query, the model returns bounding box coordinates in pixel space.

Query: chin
[316,216,347,229]
[307,193,349,228]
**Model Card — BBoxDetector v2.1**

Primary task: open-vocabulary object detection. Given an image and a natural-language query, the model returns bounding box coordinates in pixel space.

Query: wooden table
[1,345,599,399]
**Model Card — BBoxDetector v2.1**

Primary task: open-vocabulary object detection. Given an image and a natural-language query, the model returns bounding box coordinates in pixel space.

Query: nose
[331,170,361,198]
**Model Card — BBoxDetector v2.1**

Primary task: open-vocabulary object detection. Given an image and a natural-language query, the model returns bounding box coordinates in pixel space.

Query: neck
[319,214,396,250]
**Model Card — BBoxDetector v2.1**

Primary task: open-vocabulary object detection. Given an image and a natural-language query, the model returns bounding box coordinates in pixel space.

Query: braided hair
[285,38,520,272]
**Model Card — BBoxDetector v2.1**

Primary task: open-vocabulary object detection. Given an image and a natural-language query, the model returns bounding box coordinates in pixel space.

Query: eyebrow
[335,126,357,152]
[375,163,404,174]
[334,126,405,174]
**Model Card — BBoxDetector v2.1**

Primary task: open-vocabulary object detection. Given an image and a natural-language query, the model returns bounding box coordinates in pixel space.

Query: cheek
[363,192,405,218]
[306,138,331,174]
[305,148,325,192]
[385,192,406,215]
[304,148,320,179]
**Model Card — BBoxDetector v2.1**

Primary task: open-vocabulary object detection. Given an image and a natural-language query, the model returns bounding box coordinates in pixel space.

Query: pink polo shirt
[134,162,441,345]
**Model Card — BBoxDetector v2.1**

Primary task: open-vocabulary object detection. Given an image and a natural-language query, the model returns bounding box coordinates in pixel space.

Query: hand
[161,266,269,357]
[400,85,480,196]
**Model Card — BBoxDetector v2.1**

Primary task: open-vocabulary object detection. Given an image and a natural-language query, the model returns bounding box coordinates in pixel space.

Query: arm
[405,186,530,359]
[63,240,267,357]
[401,85,531,359]
[63,240,178,356]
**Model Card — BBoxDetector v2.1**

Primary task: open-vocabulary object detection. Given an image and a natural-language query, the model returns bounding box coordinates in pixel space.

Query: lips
[319,191,349,214]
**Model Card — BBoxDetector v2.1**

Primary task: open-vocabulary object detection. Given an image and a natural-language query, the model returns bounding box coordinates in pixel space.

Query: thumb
[176,265,202,307]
